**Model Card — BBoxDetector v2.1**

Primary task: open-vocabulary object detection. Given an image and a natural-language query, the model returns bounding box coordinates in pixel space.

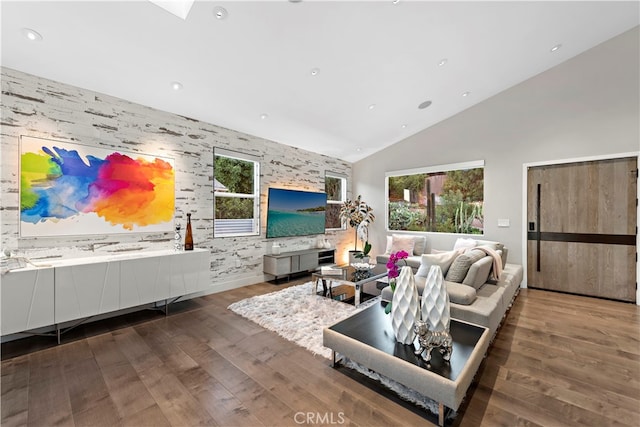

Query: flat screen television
[266,188,327,238]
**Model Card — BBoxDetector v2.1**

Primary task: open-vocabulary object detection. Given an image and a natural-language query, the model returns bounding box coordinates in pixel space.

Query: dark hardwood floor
[1,277,639,426]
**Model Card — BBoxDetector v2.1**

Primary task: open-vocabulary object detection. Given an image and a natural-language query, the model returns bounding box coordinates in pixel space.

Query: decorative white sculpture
[421,265,451,332]
[391,265,420,344]
[415,265,453,363]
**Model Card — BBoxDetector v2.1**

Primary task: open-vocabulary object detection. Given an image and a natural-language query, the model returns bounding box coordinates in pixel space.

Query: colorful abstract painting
[20,136,175,236]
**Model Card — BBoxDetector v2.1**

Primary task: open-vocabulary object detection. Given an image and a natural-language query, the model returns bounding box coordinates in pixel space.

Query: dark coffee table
[323,303,491,426]
[312,263,387,307]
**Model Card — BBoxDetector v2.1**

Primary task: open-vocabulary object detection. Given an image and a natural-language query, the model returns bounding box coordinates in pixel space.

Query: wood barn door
[527,157,637,302]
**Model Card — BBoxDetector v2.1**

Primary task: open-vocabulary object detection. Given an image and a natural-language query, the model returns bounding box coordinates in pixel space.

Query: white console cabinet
[1,249,210,337]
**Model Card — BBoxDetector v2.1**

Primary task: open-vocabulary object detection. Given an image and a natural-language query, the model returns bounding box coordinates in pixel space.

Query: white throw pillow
[415,251,459,277]
[453,237,477,251]
[389,235,416,254]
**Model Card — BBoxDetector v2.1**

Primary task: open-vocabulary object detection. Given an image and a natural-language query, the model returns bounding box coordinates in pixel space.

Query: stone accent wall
[1,67,353,292]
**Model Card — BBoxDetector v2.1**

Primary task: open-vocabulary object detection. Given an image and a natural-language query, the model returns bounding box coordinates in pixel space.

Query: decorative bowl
[350,262,374,271]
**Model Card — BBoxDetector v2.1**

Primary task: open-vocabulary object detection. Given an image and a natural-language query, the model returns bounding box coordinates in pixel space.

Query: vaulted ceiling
[2,1,638,162]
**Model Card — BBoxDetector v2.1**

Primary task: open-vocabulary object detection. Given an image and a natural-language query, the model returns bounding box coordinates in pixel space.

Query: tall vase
[391,265,420,344]
[420,265,450,333]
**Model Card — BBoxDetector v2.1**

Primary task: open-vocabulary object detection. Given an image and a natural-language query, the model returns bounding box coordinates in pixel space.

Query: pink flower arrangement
[386,250,409,289]
[384,250,409,315]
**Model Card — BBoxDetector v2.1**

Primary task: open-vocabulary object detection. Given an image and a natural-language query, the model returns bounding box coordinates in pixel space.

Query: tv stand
[264,248,335,282]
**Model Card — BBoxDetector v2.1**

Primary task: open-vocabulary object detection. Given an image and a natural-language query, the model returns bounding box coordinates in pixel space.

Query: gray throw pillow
[412,236,427,255]
[445,249,486,283]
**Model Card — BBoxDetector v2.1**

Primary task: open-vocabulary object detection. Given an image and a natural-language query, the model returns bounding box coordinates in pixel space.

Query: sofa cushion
[445,249,486,283]
[462,255,494,289]
[450,285,505,333]
[415,251,458,277]
[445,281,477,305]
[386,234,428,256]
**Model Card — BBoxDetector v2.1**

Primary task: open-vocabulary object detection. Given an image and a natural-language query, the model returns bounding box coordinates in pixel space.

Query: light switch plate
[498,218,510,227]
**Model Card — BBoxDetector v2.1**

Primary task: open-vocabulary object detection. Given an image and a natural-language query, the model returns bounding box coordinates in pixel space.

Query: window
[325,172,346,230]
[386,160,484,234]
[214,149,260,237]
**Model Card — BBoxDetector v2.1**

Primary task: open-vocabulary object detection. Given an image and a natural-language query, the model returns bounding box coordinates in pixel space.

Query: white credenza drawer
[54,261,120,324]
[169,250,210,297]
[1,267,55,335]
[120,256,172,308]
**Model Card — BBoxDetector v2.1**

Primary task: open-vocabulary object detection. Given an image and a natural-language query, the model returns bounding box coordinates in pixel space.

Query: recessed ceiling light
[356,147,362,152]
[260,113,268,120]
[368,104,376,110]
[462,91,470,97]
[418,100,432,109]
[310,68,320,76]
[438,58,447,67]
[550,44,562,52]
[401,124,407,129]
[21,28,42,41]
[170,81,183,91]
[213,6,228,20]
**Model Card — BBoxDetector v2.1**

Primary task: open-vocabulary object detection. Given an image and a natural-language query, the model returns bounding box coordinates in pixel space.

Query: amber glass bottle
[184,213,194,251]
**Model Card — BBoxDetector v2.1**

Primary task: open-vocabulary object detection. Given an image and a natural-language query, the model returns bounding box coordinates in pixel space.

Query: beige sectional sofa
[377,234,523,335]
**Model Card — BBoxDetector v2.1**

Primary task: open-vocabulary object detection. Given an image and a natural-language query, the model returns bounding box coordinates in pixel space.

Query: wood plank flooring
[2,278,639,426]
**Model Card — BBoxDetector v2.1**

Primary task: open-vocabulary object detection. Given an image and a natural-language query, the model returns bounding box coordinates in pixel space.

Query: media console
[1,249,210,341]
[263,248,335,281]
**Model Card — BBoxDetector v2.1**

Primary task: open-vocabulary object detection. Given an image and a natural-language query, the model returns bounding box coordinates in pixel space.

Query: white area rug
[228,282,452,418]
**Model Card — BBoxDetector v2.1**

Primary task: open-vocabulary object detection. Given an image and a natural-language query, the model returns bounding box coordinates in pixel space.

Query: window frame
[324,172,347,230]
[385,160,485,235]
[213,148,261,238]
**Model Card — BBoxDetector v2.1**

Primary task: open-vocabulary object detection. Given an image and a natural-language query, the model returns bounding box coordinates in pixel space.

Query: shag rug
[228,282,452,418]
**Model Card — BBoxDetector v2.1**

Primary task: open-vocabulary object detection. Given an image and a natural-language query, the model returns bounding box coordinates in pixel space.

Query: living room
[1,1,639,426]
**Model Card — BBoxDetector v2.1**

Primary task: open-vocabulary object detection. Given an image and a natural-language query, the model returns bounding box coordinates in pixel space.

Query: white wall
[0,67,353,294]
[354,27,639,283]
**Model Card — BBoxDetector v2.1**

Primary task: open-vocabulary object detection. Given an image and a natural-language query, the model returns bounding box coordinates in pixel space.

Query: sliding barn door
[527,157,637,302]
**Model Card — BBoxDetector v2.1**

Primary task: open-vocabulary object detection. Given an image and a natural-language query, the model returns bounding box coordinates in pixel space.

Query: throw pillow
[411,236,427,256]
[415,251,459,277]
[390,235,416,255]
[453,237,477,251]
[445,249,486,283]
[462,256,494,289]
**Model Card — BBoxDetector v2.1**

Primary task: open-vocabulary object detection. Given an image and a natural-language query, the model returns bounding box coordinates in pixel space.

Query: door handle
[536,183,541,272]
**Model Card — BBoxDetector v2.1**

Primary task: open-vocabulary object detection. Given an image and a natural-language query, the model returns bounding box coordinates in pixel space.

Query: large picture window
[325,172,346,230]
[214,149,260,237]
[386,160,484,234]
